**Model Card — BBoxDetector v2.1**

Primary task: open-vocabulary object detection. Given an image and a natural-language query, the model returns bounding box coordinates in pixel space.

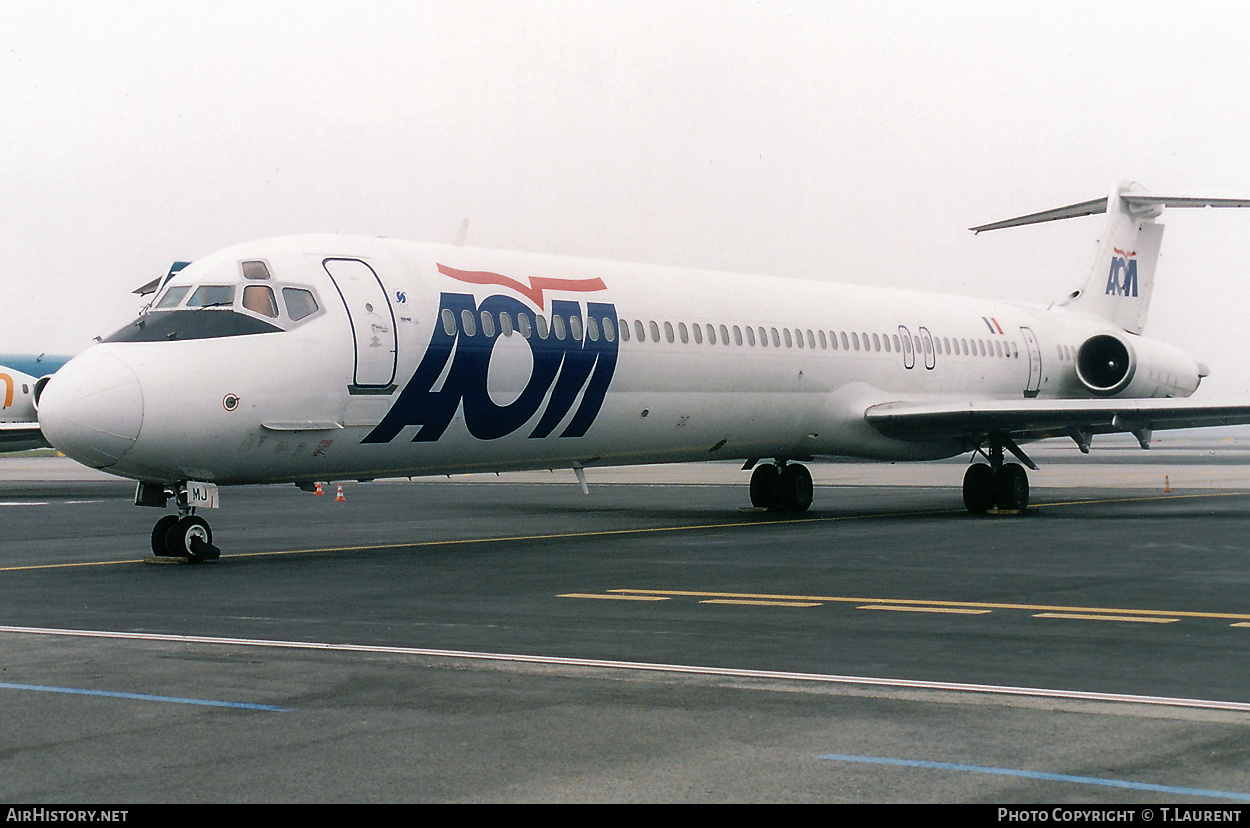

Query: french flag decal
[982,316,1004,334]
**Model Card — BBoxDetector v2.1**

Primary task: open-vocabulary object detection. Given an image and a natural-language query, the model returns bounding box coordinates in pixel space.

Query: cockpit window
[187,285,236,307]
[242,285,279,318]
[108,268,325,343]
[283,287,319,321]
[155,285,190,309]
[241,260,271,280]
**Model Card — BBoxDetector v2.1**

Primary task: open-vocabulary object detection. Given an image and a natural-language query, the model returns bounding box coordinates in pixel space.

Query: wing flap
[865,399,1250,444]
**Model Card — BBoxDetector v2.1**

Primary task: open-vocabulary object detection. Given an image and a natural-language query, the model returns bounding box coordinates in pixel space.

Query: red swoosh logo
[437,264,606,310]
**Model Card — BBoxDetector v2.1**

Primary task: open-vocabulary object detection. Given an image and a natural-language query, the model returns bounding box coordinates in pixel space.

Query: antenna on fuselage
[453,218,470,246]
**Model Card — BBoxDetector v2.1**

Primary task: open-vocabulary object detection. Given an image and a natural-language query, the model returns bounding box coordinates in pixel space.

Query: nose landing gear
[140,481,221,562]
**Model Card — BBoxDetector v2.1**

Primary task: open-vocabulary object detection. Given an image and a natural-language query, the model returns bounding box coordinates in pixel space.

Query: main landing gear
[748,461,813,512]
[962,436,1034,515]
[138,481,221,562]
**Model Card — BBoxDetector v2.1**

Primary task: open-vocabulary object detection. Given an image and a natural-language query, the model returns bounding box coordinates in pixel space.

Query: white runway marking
[0,500,103,506]
[3,624,1250,714]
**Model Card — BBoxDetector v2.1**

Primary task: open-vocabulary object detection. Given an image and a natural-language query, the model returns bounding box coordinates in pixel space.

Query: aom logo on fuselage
[1105,248,1139,297]
[363,265,618,444]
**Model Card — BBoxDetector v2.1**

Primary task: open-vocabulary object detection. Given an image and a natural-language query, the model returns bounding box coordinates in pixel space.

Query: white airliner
[35,182,1250,561]
[0,354,69,452]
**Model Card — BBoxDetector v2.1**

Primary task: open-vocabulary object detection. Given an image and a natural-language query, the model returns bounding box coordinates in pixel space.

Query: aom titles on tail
[1059,180,1164,335]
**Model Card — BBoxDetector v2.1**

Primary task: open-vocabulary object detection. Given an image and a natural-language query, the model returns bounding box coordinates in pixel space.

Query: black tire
[778,464,813,513]
[749,463,779,508]
[165,515,213,560]
[963,464,997,514]
[151,515,179,556]
[996,463,1030,512]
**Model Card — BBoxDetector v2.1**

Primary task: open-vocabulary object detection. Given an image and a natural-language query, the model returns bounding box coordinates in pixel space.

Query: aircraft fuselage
[37,234,1200,488]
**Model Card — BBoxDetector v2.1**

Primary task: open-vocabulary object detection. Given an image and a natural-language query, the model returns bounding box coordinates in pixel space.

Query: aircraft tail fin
[971,182,1250,334]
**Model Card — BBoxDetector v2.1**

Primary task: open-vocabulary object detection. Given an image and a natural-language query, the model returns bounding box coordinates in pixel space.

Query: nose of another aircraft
[38,349,144,469]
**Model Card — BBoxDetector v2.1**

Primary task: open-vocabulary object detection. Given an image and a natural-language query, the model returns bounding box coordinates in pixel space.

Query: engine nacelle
[1074,332,1201,397]
[31,375,55,411]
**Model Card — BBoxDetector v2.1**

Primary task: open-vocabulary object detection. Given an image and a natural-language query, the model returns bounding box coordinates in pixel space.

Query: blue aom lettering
[362,292,618,444]
[1105,253,1139,297]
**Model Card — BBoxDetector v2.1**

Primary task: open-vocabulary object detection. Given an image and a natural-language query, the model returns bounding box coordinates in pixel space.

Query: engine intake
[31,375,54,410]
[1075,334,1135,395]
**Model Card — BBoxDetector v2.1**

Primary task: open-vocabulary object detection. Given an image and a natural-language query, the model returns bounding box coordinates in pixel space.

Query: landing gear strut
[141,481,221,562]
[963,436,1033,515]
[748,461,813,512]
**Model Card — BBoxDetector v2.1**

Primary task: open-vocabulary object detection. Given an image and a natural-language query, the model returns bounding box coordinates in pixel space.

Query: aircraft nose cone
[38,349,144,468]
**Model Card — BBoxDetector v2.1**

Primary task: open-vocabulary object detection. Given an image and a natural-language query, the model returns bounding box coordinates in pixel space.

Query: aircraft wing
[865,398,1250,446]
[0,421,50,451]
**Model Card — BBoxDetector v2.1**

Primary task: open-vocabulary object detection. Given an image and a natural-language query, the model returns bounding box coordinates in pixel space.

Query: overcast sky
[5,1,1250,398]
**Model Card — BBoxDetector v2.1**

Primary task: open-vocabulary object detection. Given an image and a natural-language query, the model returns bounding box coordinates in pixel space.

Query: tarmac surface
[4,446,1250,803]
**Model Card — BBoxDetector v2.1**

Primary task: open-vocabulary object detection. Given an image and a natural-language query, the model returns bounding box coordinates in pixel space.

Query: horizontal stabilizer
[971,193,1250,233]
[970,198,1108,233]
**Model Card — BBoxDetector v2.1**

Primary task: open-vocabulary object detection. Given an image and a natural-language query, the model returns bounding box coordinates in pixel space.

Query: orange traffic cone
[335,484,346,502]
[314,482,324,495]
[1164,475,1171,493]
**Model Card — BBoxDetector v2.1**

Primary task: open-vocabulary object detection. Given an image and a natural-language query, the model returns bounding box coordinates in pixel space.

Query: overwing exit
[34,181,1250,561]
